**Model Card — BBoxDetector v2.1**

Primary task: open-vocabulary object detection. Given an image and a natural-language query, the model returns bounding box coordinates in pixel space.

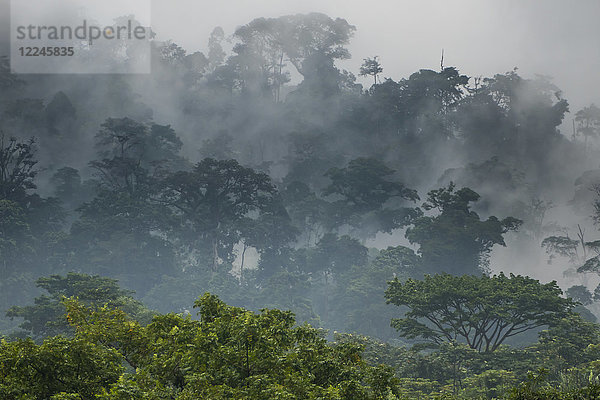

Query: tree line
[2,11,600,399]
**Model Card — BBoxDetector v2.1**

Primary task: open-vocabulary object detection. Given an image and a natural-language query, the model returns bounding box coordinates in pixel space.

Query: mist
[2,0,600,380]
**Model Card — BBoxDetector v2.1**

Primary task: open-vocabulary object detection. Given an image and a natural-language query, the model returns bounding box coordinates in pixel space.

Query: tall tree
[70,118,181,293]
[323,157,419,239]
[360,56,383,85]
[0,133,37,203]
[406,183,521,275]
[161,158,279,271]
[385,273,574,352]
[575,104,600,149]
[6,273,152,338]
[232,13,355,99]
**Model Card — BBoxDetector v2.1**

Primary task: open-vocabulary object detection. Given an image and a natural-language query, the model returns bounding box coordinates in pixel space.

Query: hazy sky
[149,0,600,115]
[2,0,600,115]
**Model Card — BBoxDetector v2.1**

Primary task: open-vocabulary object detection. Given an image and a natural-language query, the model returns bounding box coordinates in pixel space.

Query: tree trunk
[240,243,247,280]
[212,236,219,272]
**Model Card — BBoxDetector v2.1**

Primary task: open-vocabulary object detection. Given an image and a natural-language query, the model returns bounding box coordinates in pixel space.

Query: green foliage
[0,294,404,399]
[3,279,600,399]
[6,273,153,338]
[371,245,420,278]
[329,246,418,340]
[324,158,419,239]
[536,314,600,376]
[161,158,283,270]
[406,183,521,275]
[386,273,574,352]
[567,285,594,306]
[506,369,600,400]
[542,235,580,262]
[0,336,124,399]
[0,133,38,203]
[459,369,517,399]
[2,14,600,400]
[309,233,368,274]
[0,199,33,266]
[282,180,347,249]
[95,118,184,171]
[50,167,94,210]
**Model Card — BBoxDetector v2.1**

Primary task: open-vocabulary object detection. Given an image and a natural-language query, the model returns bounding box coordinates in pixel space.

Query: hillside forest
[3,12,600,399]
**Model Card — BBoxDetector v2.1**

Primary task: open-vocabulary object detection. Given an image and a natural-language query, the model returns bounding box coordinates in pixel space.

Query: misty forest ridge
[2,11,600,399]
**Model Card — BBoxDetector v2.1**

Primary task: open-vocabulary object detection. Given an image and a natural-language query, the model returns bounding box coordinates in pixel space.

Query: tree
[283,131,343,190]
[0,336,123,399]
[231,17,291,99]
[309,233,368,275]
[437,158,552,239]
[536,313,600,375]
[0,200,32,267]
[541,224,600,291]
[330,246,420,340]
[1,293,402,399]
[70,197,176,295]
[50,167,95,210]
[281,181,330,246]
[207,27,226,71]
[0,56,24,95]
[406,183,521,275]
[45,91,76,136]
[307,233,368,323]
[71,157,175,287]
[393,67,469,141]
[0,133,37,203]
[6,273,153,338]
[473,70,570,178]
[0,200,36,312]
[198,131,235,160]
[385,273,574,352]
[231,13,355,99]
[161,158,279,271]
[574,104,600,149]
[70,118,181,292]
[234,13,355,78]
[280,13,354,69]
[371,245,421,278]
[237,198,298,277]
[566,285,594,306]
[0,133,70,320]
[359,56,383,85]
[323,157,419,239]
[93,118,185,184]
